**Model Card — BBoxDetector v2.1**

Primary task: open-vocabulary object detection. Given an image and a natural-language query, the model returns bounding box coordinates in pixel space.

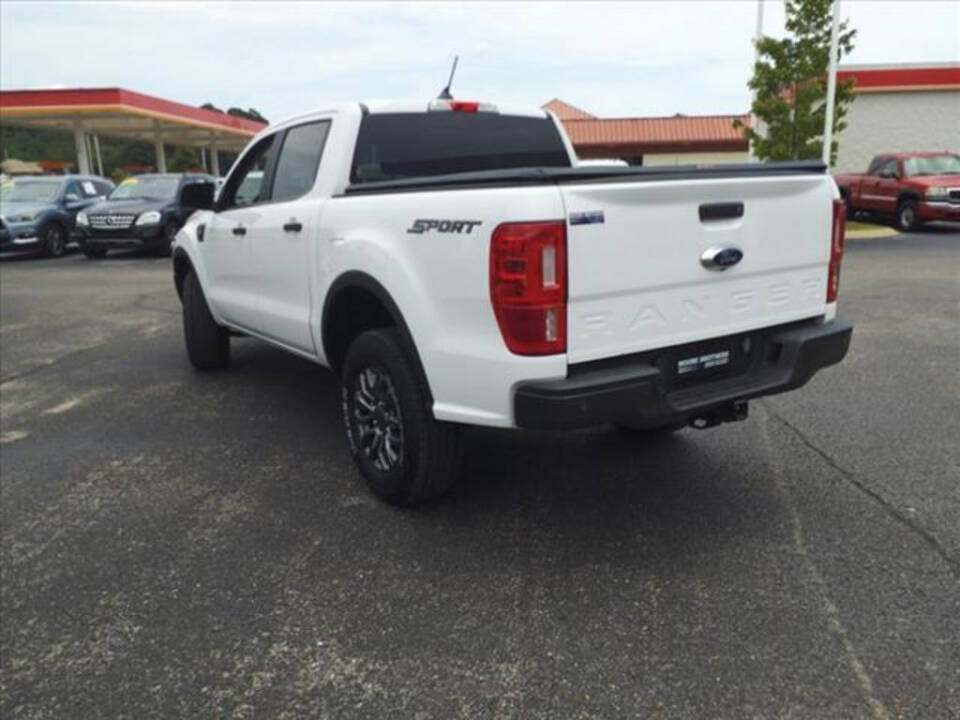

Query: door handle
[699,202,744,221]
[283,221,303,233]
[232,226,247,236]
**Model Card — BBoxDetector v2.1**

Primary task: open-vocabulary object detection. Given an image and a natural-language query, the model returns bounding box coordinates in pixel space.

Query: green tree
[227,107,268,124]
[735,0,856,164]
[168,146,202,172]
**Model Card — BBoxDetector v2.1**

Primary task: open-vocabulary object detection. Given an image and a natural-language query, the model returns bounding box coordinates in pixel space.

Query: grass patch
[847,220,891,232]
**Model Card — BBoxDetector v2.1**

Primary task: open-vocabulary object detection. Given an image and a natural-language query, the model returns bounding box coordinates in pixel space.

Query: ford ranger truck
[834,152,960,231]
[172,99,852,506]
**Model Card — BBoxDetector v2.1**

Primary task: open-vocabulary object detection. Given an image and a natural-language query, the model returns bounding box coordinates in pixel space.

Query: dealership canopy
[0,87,267,176]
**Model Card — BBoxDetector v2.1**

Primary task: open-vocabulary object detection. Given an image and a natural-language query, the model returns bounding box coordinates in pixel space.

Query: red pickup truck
[834,152,960,231]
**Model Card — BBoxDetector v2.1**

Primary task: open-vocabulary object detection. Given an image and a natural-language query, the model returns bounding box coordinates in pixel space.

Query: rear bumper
[514,318,852,430]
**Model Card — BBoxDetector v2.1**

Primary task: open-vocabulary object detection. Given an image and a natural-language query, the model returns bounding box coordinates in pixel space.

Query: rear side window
[350,113,571,184]
[270,121,331,202]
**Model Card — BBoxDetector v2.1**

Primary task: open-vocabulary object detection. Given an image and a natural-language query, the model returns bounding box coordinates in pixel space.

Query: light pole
[822,0,841,166]
[748,0,764,163]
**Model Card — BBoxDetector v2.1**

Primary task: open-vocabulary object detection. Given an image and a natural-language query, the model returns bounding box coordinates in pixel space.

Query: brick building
[542,99,749,166]
[832,63,959,172]
[545,62,959,169]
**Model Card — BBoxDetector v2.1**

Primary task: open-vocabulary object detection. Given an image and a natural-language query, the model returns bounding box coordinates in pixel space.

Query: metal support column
[153,121,167,173]
[210,136,220,176]
[73,121,91,174]
[93,135,104,176]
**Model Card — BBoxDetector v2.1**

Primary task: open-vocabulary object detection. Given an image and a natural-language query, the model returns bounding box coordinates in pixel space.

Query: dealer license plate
[677,350,730,376]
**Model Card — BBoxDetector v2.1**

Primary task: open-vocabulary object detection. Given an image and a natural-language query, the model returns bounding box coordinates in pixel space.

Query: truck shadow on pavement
[220,341,780,569]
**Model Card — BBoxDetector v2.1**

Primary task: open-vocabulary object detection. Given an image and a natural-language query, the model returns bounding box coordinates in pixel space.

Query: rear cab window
[350,112,571,184]
[270,121,331,202]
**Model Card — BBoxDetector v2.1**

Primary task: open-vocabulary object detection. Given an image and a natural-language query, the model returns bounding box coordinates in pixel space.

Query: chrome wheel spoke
[352,366,404,472]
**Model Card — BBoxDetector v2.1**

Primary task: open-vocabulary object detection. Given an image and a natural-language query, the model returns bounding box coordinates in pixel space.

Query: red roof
[564,114,747,145]
[560,114,749,153]
[838,64,960,92]
[542,98,748,153]
[0,87,266,135]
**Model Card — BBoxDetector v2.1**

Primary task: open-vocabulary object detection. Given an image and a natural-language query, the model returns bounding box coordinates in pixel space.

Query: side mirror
[180,182,215,210]
[64,192,80,202]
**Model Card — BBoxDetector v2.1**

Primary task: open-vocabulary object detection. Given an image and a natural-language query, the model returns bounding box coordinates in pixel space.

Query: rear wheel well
[323,285,395,372]
[173,251,193,301]
[321,273,434,406]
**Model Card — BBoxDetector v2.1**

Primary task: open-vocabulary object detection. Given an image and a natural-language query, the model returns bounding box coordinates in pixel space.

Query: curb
[846,226,900,240]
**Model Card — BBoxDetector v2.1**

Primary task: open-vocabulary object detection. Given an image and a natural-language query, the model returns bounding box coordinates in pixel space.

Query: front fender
[172,210,214,303]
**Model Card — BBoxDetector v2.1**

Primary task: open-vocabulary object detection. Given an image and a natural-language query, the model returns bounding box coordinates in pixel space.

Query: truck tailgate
[561,173,834,363]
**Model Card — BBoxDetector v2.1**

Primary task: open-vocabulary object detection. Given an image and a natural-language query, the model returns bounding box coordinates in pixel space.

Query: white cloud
[1,1,957,122]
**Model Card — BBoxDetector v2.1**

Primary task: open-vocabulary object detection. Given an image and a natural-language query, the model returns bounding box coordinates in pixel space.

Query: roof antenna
[437,55,459,100]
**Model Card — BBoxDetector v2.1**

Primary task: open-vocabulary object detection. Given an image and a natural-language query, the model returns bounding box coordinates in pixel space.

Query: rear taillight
[827,199,845,303]
[490,221,567,355]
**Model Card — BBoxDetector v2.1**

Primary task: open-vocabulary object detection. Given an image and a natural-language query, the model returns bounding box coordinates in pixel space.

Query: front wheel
[154,222,178,257]
[40,222,67,257]
[843,195,856,221]
[341,328,461,506]
[896,199,922,232]
[182,270,230,370]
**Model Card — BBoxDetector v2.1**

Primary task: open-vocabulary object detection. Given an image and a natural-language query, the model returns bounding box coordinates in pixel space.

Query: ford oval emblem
[700,246,744,271]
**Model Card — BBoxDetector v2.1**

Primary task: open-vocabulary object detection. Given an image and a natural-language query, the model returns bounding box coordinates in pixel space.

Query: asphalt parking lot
[2,227,958,719]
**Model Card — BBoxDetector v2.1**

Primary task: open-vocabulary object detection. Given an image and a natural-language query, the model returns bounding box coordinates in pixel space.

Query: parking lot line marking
[0,429,29,444]
[757,408,891,720]
[43,397,84,415]
[42,388,112,417]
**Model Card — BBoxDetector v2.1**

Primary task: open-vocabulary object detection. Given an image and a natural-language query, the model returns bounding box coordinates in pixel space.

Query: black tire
[896,199,922,232]
[154,222,178,257]
[843,195,855,221]
[182,270,230,370]
[341,328,461,506]
[83,244,108,259]
[40,222,67,258]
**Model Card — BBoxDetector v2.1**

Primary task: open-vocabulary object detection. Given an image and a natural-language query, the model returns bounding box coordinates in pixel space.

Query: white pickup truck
[173,98,852,505]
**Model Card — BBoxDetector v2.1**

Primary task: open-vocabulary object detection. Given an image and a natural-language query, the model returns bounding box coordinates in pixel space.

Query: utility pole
[822,0,841,166]
[747,0,764,162]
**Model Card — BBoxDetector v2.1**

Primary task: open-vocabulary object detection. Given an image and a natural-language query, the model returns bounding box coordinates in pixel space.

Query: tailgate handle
[699,202,744,221]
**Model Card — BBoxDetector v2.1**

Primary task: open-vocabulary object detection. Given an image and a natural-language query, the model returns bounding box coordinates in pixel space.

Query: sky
[1,1,958,122]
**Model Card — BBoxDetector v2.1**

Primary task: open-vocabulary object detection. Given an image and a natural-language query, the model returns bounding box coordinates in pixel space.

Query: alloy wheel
[899,205,915,230]
[352,367,404,472]
[45,226,65,256]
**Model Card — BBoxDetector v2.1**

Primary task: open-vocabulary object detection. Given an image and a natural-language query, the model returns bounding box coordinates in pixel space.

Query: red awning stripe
[0,87,266,135]
[838,66,960,91]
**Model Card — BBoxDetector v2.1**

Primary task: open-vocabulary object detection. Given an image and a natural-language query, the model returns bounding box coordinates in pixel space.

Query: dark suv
[0,175,113,257]
[77,173,216,258]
